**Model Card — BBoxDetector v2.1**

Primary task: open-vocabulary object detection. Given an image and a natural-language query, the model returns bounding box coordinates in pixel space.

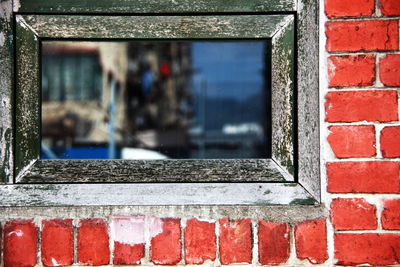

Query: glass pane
[41,40,270,159]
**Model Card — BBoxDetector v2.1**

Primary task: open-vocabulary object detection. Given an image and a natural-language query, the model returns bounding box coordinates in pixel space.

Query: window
[0,0,319,206]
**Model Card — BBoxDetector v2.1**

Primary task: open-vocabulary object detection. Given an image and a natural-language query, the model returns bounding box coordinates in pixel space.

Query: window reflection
[41,40,269,159]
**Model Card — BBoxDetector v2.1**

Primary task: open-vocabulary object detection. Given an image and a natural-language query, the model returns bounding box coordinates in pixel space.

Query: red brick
[326,20,399,52]
[325,0,374,17]
[114,243,144,265]
[325,91,398,122]
[4,220,37,267]
[330,198,377,230]
[77,219,110,266]
[382,199,400,229]
[41,219,73,266]
[380,54,400,86]
[111,216,145,265]
[295,219,328,264]
[150,217,181,265]
[258,221,290,265]
[381,126,400,158]
[381,0,400,15]
[328,55,375,87]
[327,125,376,158]
[327,161,400,193]
[219,218,252,264]
[335,234,400,265]
[184,218,216,264]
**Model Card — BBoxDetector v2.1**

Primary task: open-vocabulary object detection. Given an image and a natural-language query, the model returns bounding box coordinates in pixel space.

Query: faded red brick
[258,221,290,265]
[295,219,328,264]
[111,216,145,265]
[335,234,400,265]
[327,125,376,158]
[4,220,37,267]
[325,0,374,17]
[381,0,400,15]
[380,54,400,86]
[326,20,399,52]
[327,161,400,193]
[382,199,400,230]
[184,218,216,264]
[219,218,252,264]
[77,218,110,266]
[150,217,181,265]
[325,91,398,122]
[41,219,73,266]
[328,55,375,87]
[114,243,144,265]
[330,198,377,230]
[381,126,400,158]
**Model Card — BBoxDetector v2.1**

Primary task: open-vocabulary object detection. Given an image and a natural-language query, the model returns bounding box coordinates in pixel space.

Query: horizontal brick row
[327,125,400,158]
[330,198,400,231]
[328,54,400,87]
[327,161,400,193]
[1,218,328,266]
[326,0,400,17]
[325,90,398,123]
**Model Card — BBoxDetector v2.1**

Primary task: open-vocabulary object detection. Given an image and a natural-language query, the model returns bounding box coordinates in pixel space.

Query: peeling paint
[13,0,21,12]
[110,216,145,245]
[0,32,5,47]
[51,258,59,266]
[0,1,12,22]
[150,216,164,238]
[8,229,23,237]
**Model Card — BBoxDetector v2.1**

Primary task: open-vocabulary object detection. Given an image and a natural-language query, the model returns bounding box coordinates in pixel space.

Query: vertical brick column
[325,1,400,265]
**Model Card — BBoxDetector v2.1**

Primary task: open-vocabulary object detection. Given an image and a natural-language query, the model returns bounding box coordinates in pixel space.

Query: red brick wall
[325,0,400,265]
[1,1,400,266]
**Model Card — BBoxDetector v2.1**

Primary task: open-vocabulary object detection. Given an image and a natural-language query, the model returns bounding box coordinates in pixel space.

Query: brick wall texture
[1,0,400,266]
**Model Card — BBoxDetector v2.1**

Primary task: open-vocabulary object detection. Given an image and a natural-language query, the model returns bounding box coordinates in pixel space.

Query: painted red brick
[381,0,400,15]
[3,220,37,267]
[114,243,144,265]
[326,20,399,52]
[382,199,400,230]
[219,218,252,264]
[380,54,400,86]
[327,161,400,193]
[295,219,328,264]
[328,55,375,87]
[330,198,377,230]
[150,218,181,265]
[381,126,400,158]
[41,219,73,267]
[325,0,374,17]
[325,91,398,122]
[335,234,400,265]
[77,219,110,266]
[111,216,145,265]
[327,125,376,158]
[258,221,290,265]
[184,218,216,264]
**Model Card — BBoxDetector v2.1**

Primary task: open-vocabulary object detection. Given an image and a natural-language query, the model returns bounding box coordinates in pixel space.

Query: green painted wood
[18,159,286,183]
[0,0,13,183]
[15,17,40,179]
[271,17,295,178]
[0,183,317,206]
[19,14,292,39]
[15,0,296,14]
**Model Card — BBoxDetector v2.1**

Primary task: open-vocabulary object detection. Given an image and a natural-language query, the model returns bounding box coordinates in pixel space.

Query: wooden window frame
[0,0,320,206]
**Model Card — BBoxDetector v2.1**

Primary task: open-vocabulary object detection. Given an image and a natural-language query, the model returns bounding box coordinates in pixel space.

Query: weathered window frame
[0,0,319,206]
